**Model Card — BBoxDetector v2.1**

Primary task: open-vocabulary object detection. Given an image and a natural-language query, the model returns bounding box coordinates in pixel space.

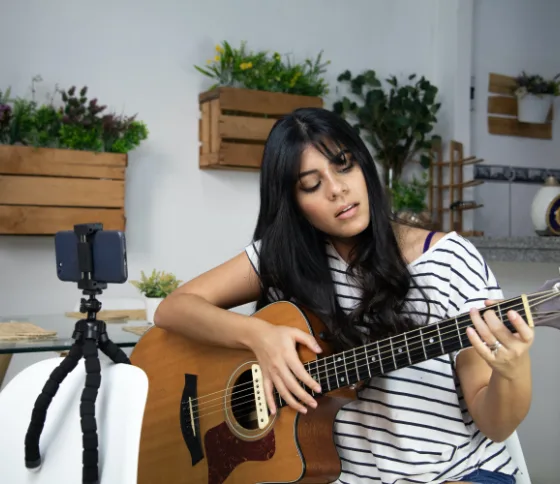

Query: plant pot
[517,93,554,124]
[145,297,164,322]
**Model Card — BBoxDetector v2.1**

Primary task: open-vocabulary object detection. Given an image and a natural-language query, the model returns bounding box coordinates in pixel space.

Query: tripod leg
[98,333,130,365]
[81,338,102,484]
[24,342,83,469]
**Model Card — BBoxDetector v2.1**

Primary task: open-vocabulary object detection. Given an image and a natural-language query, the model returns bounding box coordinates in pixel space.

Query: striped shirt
[245,231,518,484]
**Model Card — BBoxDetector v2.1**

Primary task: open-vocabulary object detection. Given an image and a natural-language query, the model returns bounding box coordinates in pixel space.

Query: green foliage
[130,269,182,298]
[332,70,441,185]
[0,76,148,153]
[194,41,330,97]
[390,171,429,213]
[514,71,560,97]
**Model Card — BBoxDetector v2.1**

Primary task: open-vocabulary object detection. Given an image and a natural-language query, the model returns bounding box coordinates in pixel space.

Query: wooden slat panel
[220,115,276,141]
[199,87,323,115]
[0,159,124,179]
[488,73,516,95]
[488,116,552,140]
[487,96,554,121]
[210,99,221,152]
[219,143,264,168]
[0,176,125,208]
[0,205,125,234]
[0,145,127,168]
[488,96,516,116]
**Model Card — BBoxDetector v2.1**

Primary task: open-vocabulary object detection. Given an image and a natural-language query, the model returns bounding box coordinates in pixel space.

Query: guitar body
[130,301,356,484]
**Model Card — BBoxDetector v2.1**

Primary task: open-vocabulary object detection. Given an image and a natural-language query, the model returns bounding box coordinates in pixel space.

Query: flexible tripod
[24,223,130,484]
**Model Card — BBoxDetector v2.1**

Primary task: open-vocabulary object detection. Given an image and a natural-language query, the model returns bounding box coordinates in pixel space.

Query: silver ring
[489,341,502,356]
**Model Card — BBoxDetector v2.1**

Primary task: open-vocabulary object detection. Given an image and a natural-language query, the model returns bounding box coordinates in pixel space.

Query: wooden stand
[0,145,126,235]
[428,140,485,236]
[198,87,323,170]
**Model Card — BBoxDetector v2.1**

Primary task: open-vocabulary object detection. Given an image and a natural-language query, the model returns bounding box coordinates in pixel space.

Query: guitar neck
[274,295,528,408]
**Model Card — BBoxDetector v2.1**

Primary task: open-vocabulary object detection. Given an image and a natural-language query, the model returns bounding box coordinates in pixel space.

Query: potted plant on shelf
[130,269,182,322]
[332,70,441,188]
[194,41,330,169]
[0,75,149,235]
[390,171,432,228]
[513,71,559,124]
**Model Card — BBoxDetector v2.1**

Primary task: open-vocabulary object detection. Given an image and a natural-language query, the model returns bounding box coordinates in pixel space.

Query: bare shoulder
[396,224,448,263]
[172,250,262,310]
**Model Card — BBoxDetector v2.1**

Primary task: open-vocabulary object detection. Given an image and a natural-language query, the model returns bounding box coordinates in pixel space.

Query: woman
[154,108,533,484]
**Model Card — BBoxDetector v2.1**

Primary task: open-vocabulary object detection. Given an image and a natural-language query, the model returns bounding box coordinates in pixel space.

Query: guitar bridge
[252,364,269,429]
[180,373,203,466]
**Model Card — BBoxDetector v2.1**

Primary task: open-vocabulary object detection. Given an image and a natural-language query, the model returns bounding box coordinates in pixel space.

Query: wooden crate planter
[0,145,126,235]
[198,87,323,170]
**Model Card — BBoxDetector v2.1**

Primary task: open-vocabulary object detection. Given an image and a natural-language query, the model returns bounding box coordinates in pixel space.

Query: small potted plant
[130,269,181,322]
[390,171,432,228]
[513,71,559,124]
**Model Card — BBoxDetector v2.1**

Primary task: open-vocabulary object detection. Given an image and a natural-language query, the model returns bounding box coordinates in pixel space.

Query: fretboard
[274,296,527,408]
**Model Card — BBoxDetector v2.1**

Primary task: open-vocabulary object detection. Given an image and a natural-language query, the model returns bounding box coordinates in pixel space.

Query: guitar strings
[214,306,559,427]
[189,292,553,416]
[185,292,557,422]
[190,291,550,408]
[188,291,553,414]
[189,296,556,424]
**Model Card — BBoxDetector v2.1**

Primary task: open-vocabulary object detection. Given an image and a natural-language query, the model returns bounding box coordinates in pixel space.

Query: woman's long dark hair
[252,107,428,351]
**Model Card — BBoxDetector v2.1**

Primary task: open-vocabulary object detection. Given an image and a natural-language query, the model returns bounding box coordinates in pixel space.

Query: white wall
[0,0,469,316]
[471,0,560,237]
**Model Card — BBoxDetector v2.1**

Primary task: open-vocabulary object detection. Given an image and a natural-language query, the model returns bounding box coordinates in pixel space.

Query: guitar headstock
[531,275,560,330]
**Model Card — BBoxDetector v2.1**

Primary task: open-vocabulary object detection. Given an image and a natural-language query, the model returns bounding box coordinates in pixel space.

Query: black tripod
[24,223,130,484]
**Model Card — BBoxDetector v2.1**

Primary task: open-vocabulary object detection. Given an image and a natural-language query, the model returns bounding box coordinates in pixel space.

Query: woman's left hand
[466,299,534,381]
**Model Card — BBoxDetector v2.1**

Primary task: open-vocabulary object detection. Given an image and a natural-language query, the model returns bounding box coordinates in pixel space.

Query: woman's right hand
[247,319,323,415]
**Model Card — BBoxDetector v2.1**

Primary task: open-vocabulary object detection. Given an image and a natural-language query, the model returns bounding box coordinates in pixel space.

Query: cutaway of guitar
[130,276,560,484]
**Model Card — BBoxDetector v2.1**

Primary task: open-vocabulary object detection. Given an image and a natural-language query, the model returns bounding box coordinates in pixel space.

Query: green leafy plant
[514,71,560,97]
[390,171,429,213]
[130,270,182,298]
[0,76,149,153]
[194,41,330,97]
[332,70,441,187]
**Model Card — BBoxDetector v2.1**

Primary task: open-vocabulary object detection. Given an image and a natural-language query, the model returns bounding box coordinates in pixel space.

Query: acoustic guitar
[130,277,560,484]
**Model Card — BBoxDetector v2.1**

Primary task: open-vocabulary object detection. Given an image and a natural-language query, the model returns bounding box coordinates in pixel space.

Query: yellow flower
[240,62,253,70]
[215,45,224,53]
[206,59,212,64]
[214,55,220,62]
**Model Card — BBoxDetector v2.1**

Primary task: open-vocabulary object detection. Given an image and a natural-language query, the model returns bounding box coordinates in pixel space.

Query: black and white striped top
[245,231,518,483]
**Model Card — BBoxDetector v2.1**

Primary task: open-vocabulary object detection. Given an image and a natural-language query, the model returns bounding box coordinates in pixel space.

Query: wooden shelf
[198,87,323,170]
[0,145,126,235]
[487,72,553,140]
[428,140,484,234]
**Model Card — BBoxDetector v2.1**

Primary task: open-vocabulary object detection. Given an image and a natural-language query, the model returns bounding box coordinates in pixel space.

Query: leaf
[420,154,431,168]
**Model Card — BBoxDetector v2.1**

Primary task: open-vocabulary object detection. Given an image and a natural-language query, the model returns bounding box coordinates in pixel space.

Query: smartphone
[54,230,128,284]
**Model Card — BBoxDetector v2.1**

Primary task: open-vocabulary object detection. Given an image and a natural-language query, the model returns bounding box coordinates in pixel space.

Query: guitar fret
[353,348,361,382]
[377,342,384,373]
[324,357,331,392]
[309,360,317,396]
[496,302,503,323]
[455,317,463,348]
[404,333,412,365]
[420,329,428,360]
[436,323,445,354]
[364,346,372,377]
[333,355,340,388]
[389,336,397,370]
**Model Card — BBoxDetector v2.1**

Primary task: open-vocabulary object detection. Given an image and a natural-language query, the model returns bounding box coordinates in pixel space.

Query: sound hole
[231,369,269,430]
